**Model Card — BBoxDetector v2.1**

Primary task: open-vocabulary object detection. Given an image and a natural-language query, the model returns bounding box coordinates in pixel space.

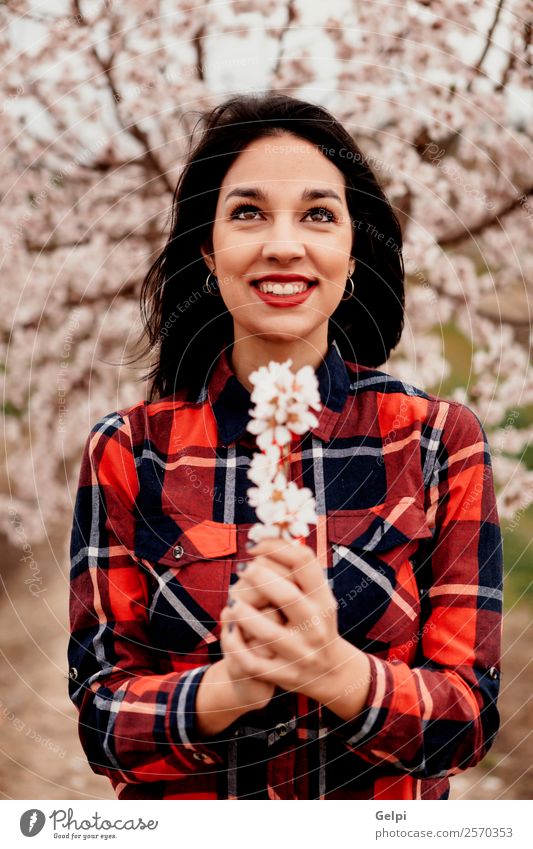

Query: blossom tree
[1,0,532,547]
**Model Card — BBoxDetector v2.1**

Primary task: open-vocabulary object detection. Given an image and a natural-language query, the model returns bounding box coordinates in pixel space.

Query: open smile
[250,277,318,308]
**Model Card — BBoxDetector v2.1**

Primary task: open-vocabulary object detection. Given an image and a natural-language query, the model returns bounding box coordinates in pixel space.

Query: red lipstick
[249,274,318,309]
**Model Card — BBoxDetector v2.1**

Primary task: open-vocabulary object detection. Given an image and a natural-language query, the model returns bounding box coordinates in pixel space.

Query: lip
[249,273,318,308]
[250,281,317,308]
[252,273,317,284]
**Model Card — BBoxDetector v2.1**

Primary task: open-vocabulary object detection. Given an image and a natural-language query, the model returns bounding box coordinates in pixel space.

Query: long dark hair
[133,92,405,401]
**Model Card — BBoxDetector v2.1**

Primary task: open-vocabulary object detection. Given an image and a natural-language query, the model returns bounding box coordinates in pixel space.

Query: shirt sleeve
[67,410,227,785]
[321,401,503,779]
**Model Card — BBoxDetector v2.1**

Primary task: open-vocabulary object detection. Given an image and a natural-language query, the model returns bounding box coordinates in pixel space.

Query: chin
[254,329,300,343]
[250,323,316,343]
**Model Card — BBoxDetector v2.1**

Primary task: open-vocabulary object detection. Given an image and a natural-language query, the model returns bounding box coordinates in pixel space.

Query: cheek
[210,229,239,273]
[220,285,266,326]
[214,227,255,258]
[317,238,353,276]
[220,282,251,313]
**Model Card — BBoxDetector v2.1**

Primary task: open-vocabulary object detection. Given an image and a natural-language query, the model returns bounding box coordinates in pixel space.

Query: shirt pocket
[134,513,237,661]
[326,497,433,652]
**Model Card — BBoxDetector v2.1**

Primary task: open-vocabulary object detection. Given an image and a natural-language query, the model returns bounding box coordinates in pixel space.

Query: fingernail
[227,597,235,607]
[236,561,248,573]
[228,622,234,633]
[245,540,256,550]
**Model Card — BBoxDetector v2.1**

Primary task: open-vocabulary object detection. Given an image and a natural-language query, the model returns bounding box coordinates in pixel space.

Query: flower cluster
[246,359,322,543]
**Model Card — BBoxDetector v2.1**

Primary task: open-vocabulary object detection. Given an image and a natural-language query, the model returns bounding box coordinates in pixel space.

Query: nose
[259,214,306,264]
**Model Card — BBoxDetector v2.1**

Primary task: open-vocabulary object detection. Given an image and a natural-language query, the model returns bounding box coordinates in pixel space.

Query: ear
[349,257,356,277]
[200,241,214,273]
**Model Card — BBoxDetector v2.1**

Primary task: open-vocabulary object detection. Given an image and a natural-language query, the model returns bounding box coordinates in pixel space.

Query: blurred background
[1,0,531,800]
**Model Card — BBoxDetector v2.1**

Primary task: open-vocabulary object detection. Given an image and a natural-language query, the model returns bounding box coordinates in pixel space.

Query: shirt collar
[207,338,351,446]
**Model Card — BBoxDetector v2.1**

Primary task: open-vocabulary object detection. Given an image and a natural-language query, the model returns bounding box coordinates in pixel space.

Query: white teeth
[256,280,311,295]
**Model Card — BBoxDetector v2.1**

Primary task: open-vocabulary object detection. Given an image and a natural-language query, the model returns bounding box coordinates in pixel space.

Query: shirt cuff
[321,653,388,747]
[168,665,227,770]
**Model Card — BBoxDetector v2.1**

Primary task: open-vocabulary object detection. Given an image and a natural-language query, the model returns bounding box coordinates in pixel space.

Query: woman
[67,93,503,800]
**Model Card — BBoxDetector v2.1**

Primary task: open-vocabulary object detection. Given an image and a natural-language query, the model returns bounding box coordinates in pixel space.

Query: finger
[233,562,313,627]
[232,563,291,611]
[225,603,284,658]
[228,598,304,663]
[242,606,282,659]
[237,556,293,584]
[221,618,273,681]
[222,614,297,691]
[245,636,274,659]
[246,538,325,601]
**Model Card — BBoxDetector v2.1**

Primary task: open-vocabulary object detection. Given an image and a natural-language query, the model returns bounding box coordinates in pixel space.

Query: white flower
[284,400,320,434]
[247,522,283,543]
[247,415,292,449]
[248,472,318,539]
[245,357,321,542]
[247,469,288,510]
[248,360,294,404]
[246,359,322,448]
[291,364,322,411]
[246,443,282,486]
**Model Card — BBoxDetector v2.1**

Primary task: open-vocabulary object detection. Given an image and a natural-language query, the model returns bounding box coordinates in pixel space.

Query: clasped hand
[220,537,343,699]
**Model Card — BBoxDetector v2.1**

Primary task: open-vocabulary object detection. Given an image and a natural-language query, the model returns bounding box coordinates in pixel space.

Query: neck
[229,331,330,393]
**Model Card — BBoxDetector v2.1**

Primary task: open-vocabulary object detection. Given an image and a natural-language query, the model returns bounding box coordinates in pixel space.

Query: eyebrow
[223,186,344,205]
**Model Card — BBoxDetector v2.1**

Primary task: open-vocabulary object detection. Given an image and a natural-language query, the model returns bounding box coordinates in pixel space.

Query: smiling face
[200,132,356,361]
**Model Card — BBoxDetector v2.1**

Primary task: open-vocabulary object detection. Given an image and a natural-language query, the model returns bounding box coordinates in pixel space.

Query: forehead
[219,133,347,195]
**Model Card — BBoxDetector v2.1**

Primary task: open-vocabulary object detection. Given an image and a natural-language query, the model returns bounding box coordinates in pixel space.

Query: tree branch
[16,278,140,332]
[437,185,533,248]
[71,0,173,194]
[24,80,83,162]
[66,277,139,310]
[271,0,299,78]
[191,18,206,82]
[466,0,506,92]
[426,279,531,328]
[23,236,93,253]
[496,19,532,92]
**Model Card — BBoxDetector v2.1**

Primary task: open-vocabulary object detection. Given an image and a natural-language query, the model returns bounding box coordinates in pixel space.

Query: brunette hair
[133,92,405,401]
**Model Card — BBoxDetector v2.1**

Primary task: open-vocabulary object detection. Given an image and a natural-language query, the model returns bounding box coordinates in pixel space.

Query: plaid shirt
[68,339,503,800]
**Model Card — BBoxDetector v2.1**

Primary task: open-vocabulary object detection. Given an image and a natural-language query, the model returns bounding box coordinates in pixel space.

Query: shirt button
[488,666,500,680]
[172,544,185,560]
[68,667,78,680]
[192,751,209,762]
[275,722,290,737]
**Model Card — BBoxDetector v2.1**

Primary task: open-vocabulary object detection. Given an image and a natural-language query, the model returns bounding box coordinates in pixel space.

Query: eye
[229,204,262,220]
[306,206,337,223]
[229,204,338,223]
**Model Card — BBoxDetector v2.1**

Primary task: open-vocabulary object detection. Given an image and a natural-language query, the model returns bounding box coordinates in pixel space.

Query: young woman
[67,93,503,800]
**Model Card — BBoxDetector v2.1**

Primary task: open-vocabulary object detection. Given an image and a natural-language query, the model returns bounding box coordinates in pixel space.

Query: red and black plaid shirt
[68,339,503,800]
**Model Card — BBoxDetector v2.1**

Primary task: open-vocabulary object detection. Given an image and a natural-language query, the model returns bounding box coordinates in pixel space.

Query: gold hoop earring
[206,270,220,296]
[341,276,355,301]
